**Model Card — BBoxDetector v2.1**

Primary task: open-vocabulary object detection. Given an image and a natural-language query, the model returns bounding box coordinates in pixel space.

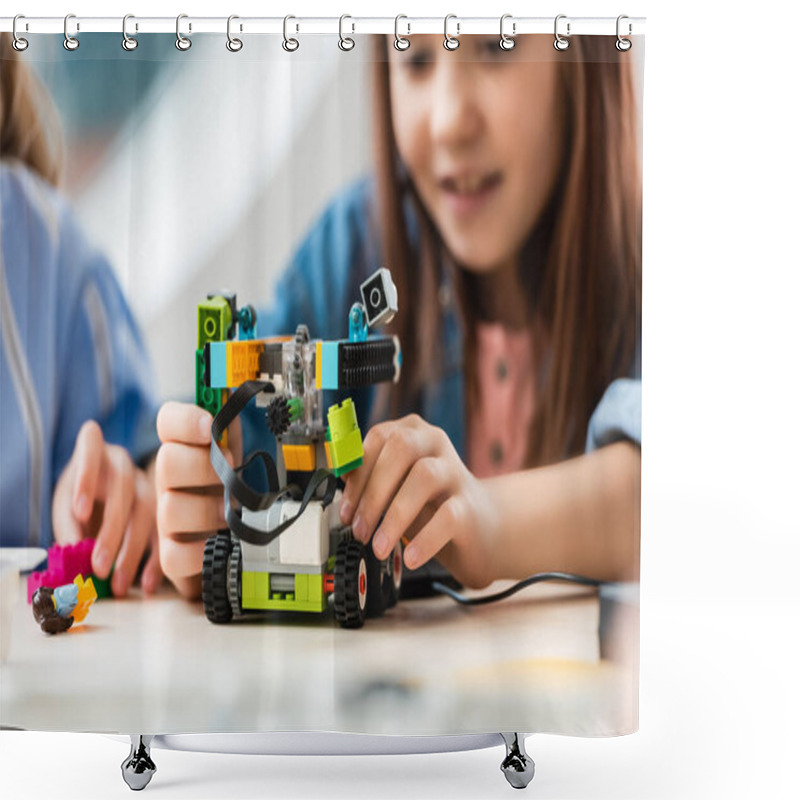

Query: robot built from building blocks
[195,268,402,629]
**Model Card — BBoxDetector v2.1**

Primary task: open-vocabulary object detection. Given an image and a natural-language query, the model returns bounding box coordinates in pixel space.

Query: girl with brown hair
[157,34,641,598]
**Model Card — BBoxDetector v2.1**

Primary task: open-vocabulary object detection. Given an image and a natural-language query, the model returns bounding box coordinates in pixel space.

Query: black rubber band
[211,379,338,547]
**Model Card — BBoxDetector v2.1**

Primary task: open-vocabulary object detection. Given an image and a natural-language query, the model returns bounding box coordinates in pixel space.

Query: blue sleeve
[585,377,641,452]
[52,219,159,483]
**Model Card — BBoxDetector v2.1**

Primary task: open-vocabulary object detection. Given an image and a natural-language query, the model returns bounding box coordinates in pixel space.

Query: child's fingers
[155,442,224,492]
[370,457,454,560]
[157,401,213,446]
[91,446,136,579]
[339,421,390,525]
[141,544,164,595]
[349,424,432,544]
[110,479,153,597]
[70,420,104,522]
[51,465,83,545]
[159,535,206,581]
[401,495,467,570]
[157,489,226,536]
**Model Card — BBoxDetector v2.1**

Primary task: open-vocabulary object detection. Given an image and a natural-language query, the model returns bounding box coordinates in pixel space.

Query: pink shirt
[468,322,537,478]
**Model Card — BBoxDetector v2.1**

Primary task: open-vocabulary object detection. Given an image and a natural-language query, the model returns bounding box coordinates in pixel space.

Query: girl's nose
[429,62,483,149]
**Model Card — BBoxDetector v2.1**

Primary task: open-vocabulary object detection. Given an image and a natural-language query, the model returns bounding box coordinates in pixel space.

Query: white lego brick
[278,501,329,567]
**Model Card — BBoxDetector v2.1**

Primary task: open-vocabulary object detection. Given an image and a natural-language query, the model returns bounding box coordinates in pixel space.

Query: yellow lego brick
[282,443,316,472]
[316,341,322,390]
[71,575,97,623]
[324,441,333,469]
[226,340,265,387]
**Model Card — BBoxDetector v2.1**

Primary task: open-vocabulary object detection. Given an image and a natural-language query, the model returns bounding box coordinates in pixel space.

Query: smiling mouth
[441,172,503,195]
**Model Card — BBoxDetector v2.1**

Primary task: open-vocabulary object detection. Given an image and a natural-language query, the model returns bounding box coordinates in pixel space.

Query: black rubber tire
[365,544,387,618]
[202,532,233,624]
[384,541,403,609]
[333,539,368,629]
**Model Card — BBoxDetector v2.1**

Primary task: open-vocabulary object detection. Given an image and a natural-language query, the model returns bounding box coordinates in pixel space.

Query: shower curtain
[0,15,643,788]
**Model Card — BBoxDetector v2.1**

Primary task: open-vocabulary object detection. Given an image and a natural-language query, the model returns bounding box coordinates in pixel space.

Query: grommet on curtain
[499,14,516,51]
[12,15,28,52]
[554,15,570,51]
[443,14,460,51]
[616,15,632,51]
[122,15,138,51]
[283,15,299,52]
[176,14,192,51]
[226,15,243,52]
[63,13,79,51]
[338,15,355,51]
[394,15,410,51]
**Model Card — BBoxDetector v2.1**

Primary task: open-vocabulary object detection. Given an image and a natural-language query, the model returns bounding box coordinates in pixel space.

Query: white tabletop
[1,579,638,736]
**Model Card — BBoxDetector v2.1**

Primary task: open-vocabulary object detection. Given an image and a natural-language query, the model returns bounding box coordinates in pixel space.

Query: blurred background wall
[31,33,373,402]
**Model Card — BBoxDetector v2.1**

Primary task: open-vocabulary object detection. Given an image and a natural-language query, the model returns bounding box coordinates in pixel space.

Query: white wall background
[2,1,799,799]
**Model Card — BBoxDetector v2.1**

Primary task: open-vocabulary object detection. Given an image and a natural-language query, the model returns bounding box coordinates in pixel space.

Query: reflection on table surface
[1,579,638,736]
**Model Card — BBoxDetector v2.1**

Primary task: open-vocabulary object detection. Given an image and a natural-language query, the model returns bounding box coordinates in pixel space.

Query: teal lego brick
[320,341,340,390]
[209,341,228,389]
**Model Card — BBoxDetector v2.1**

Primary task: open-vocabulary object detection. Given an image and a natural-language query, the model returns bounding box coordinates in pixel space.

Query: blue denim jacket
[0,162,159,548]
[245,177,641,464]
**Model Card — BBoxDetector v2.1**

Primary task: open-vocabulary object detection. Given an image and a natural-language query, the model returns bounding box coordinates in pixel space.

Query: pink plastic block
[48,539,94,581]
[26,540,96,603]
[27,570,61,603]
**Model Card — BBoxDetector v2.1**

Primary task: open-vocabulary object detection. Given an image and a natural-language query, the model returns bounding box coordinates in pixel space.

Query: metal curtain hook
[339,14,355,51]
[443,13,459,51]
[63,13,79,51]
[122,14,138,51]
[176,14,192,50]
[554,14,570,51]
[616,15,632,51]
[283,15,299,52]
[499,14,516,51]
[12,15,29,52]
[226,15,243,52]
[394,14,410,51]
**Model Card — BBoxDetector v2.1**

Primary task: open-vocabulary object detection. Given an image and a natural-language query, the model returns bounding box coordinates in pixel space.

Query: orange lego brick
[282,443,316,472]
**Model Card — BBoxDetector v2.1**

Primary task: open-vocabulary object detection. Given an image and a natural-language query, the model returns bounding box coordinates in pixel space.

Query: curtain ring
[394,15,410,51]
[176,14,192,51]
[616,15,632,51]
[338,14,355,51]
[122,14,138,51]
[63,13,79,51]
[283,15,299,52]
[443,14,460,51]
[226,15,243,52]
[499,14,516,51]
[12,15,29,52]
[554,14,570,51]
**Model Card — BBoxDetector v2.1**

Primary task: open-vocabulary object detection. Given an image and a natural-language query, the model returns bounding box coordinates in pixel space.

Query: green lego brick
[308,573,323,605]
[92,568,113,599]
[243,571,270,609]
[333,456,363,478]
[198,296,232,349]
[241,572,326,613]
[327,398,364,473]
[294,574,308,603]
[195,349,224,416]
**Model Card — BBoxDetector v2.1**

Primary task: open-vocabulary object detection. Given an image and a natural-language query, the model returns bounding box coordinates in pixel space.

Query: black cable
[432,571,604,606]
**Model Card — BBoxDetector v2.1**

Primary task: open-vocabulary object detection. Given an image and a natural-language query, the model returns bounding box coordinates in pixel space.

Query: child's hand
[51,420,162,597]
[338,415,499,589]
[155,402,238,598]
